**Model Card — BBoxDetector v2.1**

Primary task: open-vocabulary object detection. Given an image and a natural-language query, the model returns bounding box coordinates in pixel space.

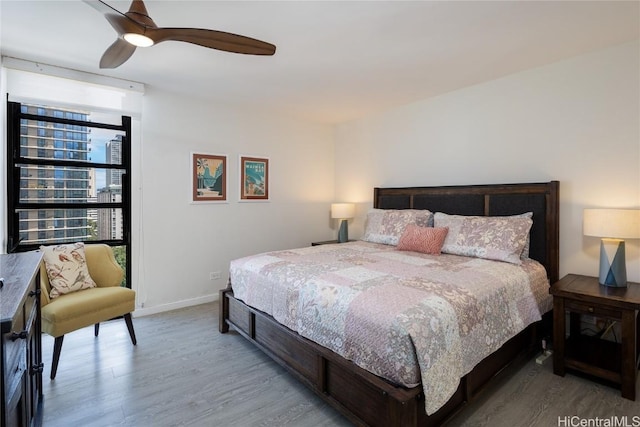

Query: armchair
[39,243,137,379]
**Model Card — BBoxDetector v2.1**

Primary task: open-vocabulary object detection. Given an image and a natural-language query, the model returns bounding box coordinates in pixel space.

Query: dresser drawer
[3,330,27,399]
[565,299,622,320]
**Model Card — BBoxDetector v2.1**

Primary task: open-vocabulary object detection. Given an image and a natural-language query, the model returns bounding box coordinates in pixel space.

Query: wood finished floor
[41,303,640,427]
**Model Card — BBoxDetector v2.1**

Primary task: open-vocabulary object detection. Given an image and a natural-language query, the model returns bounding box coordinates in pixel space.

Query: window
[6,101,132,287]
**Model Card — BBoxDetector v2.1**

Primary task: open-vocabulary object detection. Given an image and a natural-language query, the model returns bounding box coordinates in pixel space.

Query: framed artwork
[240,156,269,201]
[191,153,227,203]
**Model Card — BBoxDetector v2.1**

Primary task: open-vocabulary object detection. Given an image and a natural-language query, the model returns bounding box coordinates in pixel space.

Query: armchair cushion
[41,286,135,337]
[40,242,96,299]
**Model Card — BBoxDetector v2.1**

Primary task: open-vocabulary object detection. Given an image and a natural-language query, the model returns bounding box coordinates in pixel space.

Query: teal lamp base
[599,238,627,287]
[337,220,349,243]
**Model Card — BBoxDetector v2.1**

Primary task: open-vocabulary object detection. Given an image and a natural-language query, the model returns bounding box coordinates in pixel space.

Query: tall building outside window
[15,104,94,244]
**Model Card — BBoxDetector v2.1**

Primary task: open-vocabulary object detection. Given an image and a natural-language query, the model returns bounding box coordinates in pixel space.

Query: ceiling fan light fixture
[123,33,154,47]
[86,0,276,68]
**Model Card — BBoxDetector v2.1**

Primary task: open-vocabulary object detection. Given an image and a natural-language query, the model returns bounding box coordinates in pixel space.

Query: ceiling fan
[83,0,276,69]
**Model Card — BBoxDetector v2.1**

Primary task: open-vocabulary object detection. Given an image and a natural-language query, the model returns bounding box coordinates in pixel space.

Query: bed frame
[219,181,559,426]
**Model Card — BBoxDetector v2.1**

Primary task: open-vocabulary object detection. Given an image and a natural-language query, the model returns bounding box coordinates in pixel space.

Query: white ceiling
[1,1,638,124]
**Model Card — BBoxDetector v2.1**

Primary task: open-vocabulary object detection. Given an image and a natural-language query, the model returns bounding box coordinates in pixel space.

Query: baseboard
[134,294,218,317]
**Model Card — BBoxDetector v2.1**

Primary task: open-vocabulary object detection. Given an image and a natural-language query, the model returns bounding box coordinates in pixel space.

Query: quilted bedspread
[230,241,551,415]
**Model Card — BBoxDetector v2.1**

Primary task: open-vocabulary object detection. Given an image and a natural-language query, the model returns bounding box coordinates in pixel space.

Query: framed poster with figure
[240,156,269,201]
[192,153,227,203]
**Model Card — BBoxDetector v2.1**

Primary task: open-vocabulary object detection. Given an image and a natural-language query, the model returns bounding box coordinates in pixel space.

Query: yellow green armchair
[39,243,137,379]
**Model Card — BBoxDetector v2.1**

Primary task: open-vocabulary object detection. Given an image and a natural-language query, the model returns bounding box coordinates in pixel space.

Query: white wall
[334,40,640,283]
[134,88,335,314]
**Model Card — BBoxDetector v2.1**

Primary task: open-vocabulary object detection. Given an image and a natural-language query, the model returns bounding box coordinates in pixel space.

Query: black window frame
[6,100,133,288]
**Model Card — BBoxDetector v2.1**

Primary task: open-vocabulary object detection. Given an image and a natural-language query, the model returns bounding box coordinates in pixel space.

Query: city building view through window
[7,101,131,283]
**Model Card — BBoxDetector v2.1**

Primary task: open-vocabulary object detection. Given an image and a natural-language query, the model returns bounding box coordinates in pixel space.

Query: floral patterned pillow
[397,225,449,254]
[434,213,533,264]
[40,242,97,299]
[363,209,433,246]
[517,212,533,258]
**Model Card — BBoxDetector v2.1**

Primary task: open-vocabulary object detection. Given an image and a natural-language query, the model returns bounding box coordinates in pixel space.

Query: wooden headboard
[374,181,560,284]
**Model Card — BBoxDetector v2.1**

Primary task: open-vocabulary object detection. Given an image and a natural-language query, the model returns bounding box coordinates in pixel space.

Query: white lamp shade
[331,203,355,219]
[583,209,640,239]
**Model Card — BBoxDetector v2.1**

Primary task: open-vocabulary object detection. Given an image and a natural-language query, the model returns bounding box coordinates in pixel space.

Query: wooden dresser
[1,251,43,427]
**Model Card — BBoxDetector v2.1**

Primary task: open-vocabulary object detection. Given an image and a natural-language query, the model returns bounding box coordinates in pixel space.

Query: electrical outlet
[209,271,221,280]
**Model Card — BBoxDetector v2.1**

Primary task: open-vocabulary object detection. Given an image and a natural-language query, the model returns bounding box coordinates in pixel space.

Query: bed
[219,181,559,426]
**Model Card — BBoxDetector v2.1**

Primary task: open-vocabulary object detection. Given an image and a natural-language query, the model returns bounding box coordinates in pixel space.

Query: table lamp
[331,203,355,243]
[583,209,640,287]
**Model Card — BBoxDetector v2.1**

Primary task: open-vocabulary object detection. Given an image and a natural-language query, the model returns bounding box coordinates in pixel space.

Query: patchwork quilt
[230,241,551,414]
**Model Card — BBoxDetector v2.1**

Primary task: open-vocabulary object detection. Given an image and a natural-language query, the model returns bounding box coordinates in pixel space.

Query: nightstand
[550,274,640,400]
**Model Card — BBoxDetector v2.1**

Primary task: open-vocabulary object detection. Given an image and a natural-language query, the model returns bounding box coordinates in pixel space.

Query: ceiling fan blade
[105,12,148,36]
[82,0,122,16]
[100,38,137,68]
[146,27,276,56]
[84,0,147,36]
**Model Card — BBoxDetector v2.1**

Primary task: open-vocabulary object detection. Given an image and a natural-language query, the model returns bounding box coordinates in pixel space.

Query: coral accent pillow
[397,225,449,255]
[40,242,97,299]
[363,209,433,246]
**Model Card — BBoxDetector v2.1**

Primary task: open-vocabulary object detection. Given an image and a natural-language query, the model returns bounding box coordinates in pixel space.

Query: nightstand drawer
[564,300,622,320]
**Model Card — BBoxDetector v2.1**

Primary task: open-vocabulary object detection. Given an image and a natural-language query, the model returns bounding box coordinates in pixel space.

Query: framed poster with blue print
[240,156,269,201]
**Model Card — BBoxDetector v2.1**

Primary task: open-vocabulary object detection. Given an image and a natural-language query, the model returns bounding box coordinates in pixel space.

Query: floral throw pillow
[434,213,533,265]
[397,225,449,255]
[40,242,97,299]
[363,209,433,246]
